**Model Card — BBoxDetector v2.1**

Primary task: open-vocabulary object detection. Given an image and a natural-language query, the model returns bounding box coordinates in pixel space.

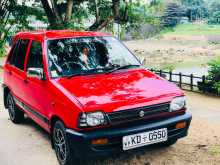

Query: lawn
[162,23,220,36]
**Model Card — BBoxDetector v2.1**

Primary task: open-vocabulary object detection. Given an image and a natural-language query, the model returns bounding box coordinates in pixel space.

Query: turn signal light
[175,122,187,129]
[92,138,108,145]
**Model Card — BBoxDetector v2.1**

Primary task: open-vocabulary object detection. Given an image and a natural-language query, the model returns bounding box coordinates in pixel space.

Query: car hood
[54,69,184,113]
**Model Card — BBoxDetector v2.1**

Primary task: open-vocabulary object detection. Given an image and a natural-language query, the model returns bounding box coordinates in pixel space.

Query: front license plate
[122,128,168,150]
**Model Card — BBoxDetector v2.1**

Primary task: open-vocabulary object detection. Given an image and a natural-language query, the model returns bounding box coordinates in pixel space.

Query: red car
[3,30,191,165]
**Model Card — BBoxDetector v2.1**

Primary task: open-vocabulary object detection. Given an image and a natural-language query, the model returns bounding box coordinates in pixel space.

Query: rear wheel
[7,93,24,124]
[52,121,77,165]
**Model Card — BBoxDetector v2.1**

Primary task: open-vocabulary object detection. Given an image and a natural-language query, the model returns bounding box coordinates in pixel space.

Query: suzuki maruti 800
[3,30,192,165]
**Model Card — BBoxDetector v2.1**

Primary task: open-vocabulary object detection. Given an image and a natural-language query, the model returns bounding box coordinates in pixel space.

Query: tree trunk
[94,0,100,22]
[40,0,60,28]
[51,0,63,23]
[87,16,113,31]
[112,0,120,23]
[65,0,73,22]
[123,1,129,22]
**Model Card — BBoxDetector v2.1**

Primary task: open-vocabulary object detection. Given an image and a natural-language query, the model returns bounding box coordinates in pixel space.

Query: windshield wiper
[106,64,141,74]
[65,72,89,79]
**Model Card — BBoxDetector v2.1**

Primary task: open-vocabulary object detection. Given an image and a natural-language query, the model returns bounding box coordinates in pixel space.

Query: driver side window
[26,41,43,70]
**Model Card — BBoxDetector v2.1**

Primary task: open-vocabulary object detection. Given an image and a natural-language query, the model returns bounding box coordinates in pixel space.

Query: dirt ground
[124,35,220,69]
[0,87,220,165]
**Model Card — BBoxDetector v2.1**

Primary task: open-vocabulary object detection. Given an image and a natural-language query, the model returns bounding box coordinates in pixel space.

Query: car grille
[107,102,170,125]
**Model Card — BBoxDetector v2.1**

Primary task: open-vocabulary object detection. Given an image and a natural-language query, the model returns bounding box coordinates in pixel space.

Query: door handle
[24,79,28,84]
[7,70,12,75]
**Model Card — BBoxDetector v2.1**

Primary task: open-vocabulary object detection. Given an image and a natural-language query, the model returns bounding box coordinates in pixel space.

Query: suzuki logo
[139,110,145,118]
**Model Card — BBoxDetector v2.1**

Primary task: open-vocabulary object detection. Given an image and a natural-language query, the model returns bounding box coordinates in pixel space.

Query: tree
[0,0,45,56]
[162,3,185,27]
[40,0,129,30]
[180,0,208,21]
[207,0,220,24]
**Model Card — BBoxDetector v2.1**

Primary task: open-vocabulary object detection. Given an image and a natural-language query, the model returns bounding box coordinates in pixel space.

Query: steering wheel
[61,61,86,73]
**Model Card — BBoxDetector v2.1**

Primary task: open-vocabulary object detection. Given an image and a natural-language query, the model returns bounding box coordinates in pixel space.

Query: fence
[149,68,220,96]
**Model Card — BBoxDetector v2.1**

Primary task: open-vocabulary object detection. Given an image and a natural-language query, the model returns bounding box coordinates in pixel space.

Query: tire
[52,121,77,165]
[7,93,24,124]
[159,139,178,147]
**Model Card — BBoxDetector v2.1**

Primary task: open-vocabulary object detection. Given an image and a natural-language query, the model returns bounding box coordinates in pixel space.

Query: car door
[23,40,51,131]
[4,39,30,102]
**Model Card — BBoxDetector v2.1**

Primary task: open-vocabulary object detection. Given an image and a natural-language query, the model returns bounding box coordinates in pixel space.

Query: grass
[208,146,220,155]
[161,23,220,36]
[148,59,211,71]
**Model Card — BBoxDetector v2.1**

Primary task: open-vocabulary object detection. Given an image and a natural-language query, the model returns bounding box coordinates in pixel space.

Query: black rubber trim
[13,96,49,125]
[2,84,7,88]
[65,112,192,158]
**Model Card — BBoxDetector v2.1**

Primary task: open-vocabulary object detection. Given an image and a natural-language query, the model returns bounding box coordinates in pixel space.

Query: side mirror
[27,68,44,80]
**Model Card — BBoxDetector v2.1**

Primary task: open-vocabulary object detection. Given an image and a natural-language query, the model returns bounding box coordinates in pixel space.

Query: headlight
[78,111,107,127]
[170,96,186,112]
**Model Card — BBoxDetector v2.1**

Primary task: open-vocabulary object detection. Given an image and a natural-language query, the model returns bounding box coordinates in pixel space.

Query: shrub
[207,58,220,94]
[207,57,220,82]
[198,57,220,95]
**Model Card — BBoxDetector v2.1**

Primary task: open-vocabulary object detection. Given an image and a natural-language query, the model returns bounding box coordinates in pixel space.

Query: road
[0,87,220,165]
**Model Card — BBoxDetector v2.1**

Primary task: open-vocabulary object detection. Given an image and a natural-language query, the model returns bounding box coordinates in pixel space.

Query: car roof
[14,30,112,41]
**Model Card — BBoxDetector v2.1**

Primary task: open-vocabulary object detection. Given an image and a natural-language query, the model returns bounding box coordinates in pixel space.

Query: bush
[207,57,220,82]
[198,57,220,95]
[208,58,220,93]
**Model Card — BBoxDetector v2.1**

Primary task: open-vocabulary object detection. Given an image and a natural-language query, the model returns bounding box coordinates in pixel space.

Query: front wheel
[7,93,24,124]
[53,121,77,165]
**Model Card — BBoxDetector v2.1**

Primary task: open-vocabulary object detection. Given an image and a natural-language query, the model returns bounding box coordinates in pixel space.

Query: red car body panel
[3,30,185,133]
[56,68,183,113]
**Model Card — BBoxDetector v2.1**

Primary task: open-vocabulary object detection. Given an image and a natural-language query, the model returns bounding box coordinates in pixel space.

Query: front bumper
[66,112,192,158]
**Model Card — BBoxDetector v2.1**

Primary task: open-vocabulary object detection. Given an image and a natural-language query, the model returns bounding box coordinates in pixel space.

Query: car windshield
[47,36,140,78]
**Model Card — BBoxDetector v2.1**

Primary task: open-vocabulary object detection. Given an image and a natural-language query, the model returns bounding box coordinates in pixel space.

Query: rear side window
[8,39,30,70]
[8,42,18,65]
[26,41,43,69]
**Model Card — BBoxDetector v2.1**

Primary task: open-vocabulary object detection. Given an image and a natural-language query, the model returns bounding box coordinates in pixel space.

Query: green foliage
[206,0,220,24]
[180,0,207,19]
[0,43,7,57]
[209,11,220,24]
[162,0,208,26]
[180,0,205,6]
[0,1,47,56]
[120,1,164,40]
[208,0,220,14]
[162,64,175,71]
[214,82,220,93]
[207,57,220,93]
[162,3,185,27]
[66,4,90,30]
[208,58,220,82]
